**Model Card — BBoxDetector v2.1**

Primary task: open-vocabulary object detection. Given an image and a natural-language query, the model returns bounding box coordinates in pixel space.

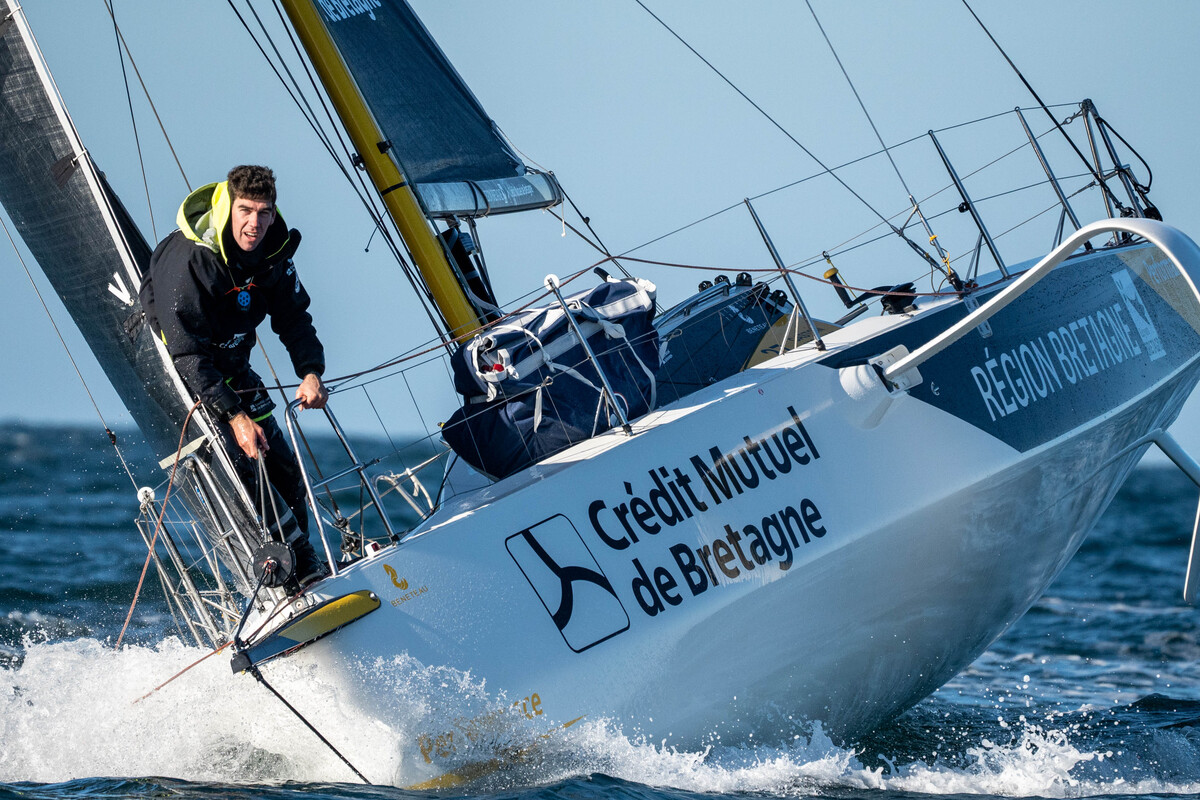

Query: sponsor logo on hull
[506,516,629,652]
[829,247,1200,451]
[585,405,831,618]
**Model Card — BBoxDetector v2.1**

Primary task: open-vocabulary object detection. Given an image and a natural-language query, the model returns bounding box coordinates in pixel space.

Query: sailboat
[5,0,1200,787]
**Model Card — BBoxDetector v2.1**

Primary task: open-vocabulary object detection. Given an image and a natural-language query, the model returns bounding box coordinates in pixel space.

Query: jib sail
[314,0,561,218]
[0,4,195,458]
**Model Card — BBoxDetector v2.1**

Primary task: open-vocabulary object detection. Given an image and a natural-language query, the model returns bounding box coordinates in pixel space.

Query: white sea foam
[0,638,400,785]
[2,637,1199,795]
[529,718,1200,798]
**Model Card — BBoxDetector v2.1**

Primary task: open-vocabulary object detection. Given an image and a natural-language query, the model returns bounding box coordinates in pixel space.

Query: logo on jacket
[506,515,629,653]
[216,332,248,350]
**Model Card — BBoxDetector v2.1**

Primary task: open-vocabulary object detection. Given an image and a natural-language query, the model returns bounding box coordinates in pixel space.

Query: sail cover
[315,0,561,217]
[0,4,193,457]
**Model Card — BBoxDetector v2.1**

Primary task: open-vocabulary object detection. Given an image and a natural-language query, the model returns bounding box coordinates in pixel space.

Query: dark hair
[227,165,276,205]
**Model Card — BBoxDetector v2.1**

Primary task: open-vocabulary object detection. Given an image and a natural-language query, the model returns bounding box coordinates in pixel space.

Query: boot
[290,534,329,587]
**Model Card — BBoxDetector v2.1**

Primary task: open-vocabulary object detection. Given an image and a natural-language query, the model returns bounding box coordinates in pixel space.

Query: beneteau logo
[317,0,381,22]
[383,563,427,608]
[506,515,629,653]
[383,564,407,590]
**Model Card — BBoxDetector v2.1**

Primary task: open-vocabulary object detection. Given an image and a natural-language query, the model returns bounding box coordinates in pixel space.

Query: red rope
[114,400,203,650]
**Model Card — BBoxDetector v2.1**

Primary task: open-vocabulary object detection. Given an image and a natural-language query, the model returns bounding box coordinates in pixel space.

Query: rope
[255,446,285,536]
[1091,111,1153,193]
[115,400,203,649]
[247,663,372,783]
[133,641,230,704]
[134,583,300,705]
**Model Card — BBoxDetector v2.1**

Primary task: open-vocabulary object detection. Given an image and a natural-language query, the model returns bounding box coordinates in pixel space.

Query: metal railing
[881,218,1200,387]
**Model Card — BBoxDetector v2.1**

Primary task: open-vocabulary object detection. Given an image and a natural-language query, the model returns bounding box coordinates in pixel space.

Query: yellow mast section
[279,0,483,338]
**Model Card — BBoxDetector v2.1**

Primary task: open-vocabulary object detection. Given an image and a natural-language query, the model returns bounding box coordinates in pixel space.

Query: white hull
[243,230,1200,778]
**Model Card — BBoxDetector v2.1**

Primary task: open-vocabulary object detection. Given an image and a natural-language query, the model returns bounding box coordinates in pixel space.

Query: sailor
[139,165,329,586]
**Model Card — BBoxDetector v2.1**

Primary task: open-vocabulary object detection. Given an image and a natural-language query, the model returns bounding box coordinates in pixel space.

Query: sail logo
[317,0,381,22]
[506,515,629,653]
[106,271,134,306]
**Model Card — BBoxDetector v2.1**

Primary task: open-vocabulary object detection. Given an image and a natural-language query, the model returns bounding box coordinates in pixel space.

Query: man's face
[231,196,276,252]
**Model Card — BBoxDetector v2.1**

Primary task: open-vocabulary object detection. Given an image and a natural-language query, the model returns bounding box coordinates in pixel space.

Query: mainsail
[315,0,561,218]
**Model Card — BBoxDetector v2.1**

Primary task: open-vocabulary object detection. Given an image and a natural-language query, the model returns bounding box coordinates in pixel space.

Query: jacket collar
[175,180,292,267]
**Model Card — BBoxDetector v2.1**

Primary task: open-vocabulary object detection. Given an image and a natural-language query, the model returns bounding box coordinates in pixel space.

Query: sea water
[2,423,1199,798]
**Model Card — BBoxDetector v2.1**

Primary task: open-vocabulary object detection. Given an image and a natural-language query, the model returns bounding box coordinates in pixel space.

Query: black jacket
[140,181,324,420]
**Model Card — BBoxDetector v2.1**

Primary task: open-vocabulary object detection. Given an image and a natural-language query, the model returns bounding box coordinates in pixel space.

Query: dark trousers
[214,411,310,536]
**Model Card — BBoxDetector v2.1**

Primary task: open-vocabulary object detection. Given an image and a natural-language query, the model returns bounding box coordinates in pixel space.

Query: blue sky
[5,1,1200,457]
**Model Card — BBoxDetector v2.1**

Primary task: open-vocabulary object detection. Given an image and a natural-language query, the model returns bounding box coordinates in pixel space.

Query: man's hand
[230,411,268,459]
[296,373,328,410]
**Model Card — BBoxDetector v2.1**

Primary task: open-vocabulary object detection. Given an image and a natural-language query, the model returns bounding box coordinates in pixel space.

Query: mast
[278,0,484,339]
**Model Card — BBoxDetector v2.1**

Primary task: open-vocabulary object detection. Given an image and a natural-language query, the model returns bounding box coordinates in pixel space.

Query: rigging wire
[226,1,348,167]
[247,662,372,783]
[803,125,1044,268]
[803,0,911,202]
[104,0,156,240]
[0,214,140,490]
[250,345,341,517]
[100,0,191,193]
[633,0,950,278]
[804,0,960,285]
[115,400,204,650]
[228,0,449,340]
[256,0,444,324]
[614,104,1076,261]
[558,182,633,280]
[497,125,634,287]
[959,0,1125,211]
[265,0,412,240]
[262,0,357,164]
